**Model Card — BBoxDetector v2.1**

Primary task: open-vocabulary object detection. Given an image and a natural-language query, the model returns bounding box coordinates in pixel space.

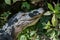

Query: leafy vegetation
[0,0,60,40]
[17,3,60,40]
[0,11,11,28]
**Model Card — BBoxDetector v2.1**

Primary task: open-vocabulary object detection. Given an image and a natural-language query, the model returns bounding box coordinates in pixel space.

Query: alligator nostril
[33,11,39,15]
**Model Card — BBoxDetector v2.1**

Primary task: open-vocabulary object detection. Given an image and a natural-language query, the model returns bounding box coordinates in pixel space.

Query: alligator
[0,8,44,40]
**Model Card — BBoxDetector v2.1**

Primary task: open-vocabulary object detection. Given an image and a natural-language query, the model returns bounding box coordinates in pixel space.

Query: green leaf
[13,0,17,3]
[50,31,55,39]
[48,3,54,11]
[21,2,30,10]
[47,28,52,33]
[30,31,36,36]
[44,21,51,29]
[51,14,58,27]
[54,4,60,14]
[44,11,52,15]
[1,11,11,17]
[35,35,40,40]
[56,14,60,19]
[55,4,60,11]
[52,37,57,40]
[5,0,11,5]
[20,35,27,40]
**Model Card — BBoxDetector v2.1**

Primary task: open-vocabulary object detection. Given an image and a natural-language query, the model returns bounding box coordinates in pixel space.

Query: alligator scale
[0,8,44,40]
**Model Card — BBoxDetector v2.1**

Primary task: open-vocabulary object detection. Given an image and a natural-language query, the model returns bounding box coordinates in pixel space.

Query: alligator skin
[0,8,44,40]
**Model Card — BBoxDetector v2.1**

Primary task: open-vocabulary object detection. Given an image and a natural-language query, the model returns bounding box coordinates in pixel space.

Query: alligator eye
[29,11,39,17]
[29,13,36,17]
[33,11,39,15]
